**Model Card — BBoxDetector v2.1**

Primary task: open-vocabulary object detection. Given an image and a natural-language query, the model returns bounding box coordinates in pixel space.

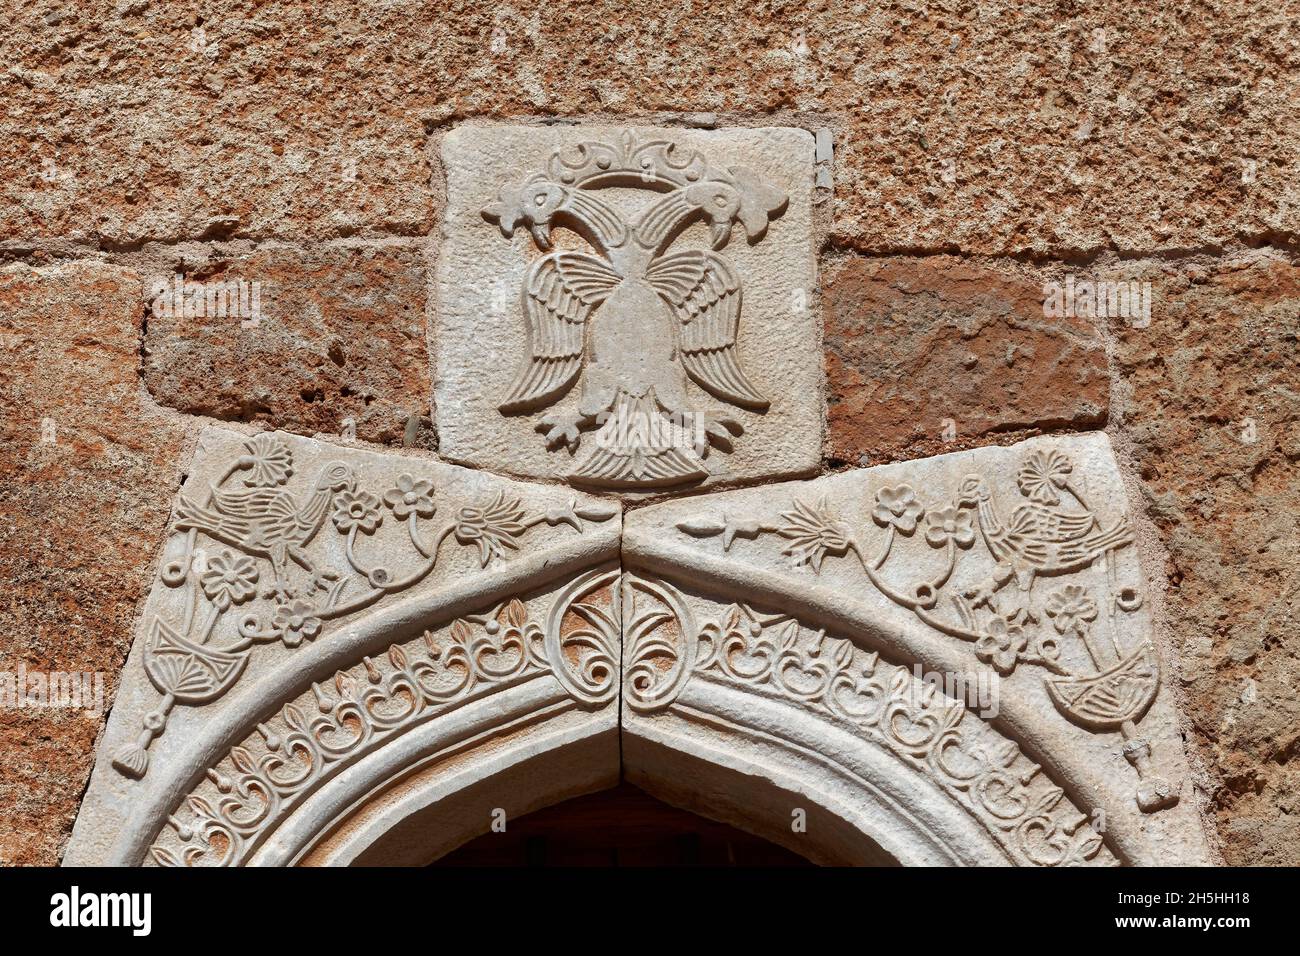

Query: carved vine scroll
[675,448,1179,814]
[114,433,617,780]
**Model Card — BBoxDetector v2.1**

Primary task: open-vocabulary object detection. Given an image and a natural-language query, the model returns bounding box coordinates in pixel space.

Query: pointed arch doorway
[432,783,817,867]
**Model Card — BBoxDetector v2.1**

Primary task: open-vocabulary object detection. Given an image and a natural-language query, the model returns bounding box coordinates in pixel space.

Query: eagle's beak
[530,223,552,249]
[709,220,733,249]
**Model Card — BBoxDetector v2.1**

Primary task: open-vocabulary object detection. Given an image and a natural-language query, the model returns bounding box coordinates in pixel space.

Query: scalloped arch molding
[65,427,1212,866]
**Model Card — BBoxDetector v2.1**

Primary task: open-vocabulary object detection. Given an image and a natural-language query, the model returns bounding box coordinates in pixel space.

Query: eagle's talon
[689,413,744,458]
[536,413,584,452]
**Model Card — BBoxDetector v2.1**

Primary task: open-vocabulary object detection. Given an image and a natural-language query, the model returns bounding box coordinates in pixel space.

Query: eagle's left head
[482,175,568,249]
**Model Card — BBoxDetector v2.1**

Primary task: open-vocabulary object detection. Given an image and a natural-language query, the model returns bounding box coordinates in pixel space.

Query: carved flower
[872,484,924,533]
[1044,585,1098,635]
[456,492,530,566]
[923,506,976,549]
[1017,450,1073,505]
[239,434,294,488]
[272,599,322,648]
[382,474,436,520]
[199,551,259,610]
[777,498,851,572]
[976,614,1029,675]
[332,489,384,534]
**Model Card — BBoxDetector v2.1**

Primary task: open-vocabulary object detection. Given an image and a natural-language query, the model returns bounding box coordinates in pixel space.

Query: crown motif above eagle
[483,131,788,251]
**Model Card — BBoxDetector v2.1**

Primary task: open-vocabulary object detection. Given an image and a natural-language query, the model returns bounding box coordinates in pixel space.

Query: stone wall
[1,1,1296,865]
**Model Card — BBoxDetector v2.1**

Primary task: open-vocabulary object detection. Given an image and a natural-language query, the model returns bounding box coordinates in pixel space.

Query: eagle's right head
[482,175,567,249]
[683,167,789,249]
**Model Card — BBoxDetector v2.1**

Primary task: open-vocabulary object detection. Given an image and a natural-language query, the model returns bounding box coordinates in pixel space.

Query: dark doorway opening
[431,782,814,867]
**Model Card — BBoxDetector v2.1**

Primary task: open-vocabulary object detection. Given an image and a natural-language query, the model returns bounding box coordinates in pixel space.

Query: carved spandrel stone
[436,125,822,491]
[625,433,1214,866]
[65,428,1214,866]
[63,426,621,866]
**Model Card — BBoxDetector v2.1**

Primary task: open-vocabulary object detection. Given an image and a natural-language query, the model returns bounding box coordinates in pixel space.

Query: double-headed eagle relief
[482,133,788,488]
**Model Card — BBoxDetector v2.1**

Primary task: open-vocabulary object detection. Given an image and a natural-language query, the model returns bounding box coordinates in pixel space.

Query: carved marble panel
[435,124,822,491]
[64,427,622,866]
[620,572,1115,866]
[150,567,621,866]
[623,433,1214,866]
[67,428,1214,866]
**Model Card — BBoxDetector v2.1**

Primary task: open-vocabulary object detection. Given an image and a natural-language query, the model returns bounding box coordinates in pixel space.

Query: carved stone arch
[67,428,1212,866]
[144,566,622,867]
[621,433,1213,867]
[619,572,1111,866]
[63,428,625,866]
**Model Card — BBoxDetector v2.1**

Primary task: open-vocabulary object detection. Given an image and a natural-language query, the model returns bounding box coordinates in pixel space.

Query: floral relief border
[622,573,1115,867]
[148,567,620,867]
[114,432,617,780]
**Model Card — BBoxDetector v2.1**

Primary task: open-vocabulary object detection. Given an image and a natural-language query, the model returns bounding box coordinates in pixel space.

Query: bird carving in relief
[482,134,788,488]
[956,450,1133,592]
[173,461,357,600]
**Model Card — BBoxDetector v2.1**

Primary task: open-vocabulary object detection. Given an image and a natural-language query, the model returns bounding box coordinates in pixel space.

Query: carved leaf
[573,501,618,522]
[450,620,474,647]
[832,638,854,670]
[187,794,217,819]
[152,845,181,866]
[505,599,529,628]
[1030,785,1064,817]
[283,703,307,733]
[940,701,965,731]
[1071,828,1104,862]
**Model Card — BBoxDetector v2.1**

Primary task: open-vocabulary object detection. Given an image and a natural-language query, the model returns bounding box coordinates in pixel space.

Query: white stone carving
[63,427,622,866]
[621,573,1113,866]
[436,125,822,491]
[624,432,1212,866]
[66,427,1212,866]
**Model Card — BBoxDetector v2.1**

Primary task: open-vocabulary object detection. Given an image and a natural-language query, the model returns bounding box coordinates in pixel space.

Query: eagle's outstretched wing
[499,252,623,413]
[645,250,769,410]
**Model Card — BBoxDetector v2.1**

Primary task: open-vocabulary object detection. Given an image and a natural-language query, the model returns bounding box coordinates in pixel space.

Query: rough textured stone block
[824,256,1110,464]
[142,244,433,447]
[436,124,821,491]
[0,262,187,866]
